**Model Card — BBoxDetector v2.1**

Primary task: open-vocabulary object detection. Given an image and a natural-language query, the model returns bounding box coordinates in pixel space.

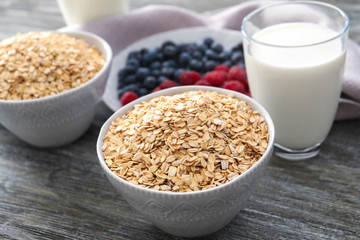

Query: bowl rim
[0,29,112,104]
[97,86,275,196]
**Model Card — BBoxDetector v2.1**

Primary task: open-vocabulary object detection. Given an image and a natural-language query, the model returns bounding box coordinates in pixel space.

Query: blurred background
[0,0,358,41]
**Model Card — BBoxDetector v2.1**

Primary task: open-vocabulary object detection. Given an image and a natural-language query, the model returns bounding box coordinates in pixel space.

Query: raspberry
[178,71,201,85]
[120,91,138,105]
[242,78,249,91]
[223,80,245,93]
[194,79,211,86]
[228,66,246,83]
[215,65,229,72]
[160,80,177,89]
[152,86,162,92]
[204,70,227,87]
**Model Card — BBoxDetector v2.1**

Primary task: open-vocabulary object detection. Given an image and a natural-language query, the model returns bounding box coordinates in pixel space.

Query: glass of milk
[57,0,129,26]
[241,1,349,160]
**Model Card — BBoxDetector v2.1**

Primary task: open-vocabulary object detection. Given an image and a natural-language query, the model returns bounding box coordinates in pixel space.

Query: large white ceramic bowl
[97,86,275,238]
[0,30,112,147]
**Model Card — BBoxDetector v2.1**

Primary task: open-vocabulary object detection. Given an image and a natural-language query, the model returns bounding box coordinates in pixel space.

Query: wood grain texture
[0,0,359,239]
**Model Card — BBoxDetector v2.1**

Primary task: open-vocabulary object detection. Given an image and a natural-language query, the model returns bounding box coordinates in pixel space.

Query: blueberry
[178,43,187,52]
[141,55,150,66]
[231,51,244,64]
[161,67,174,79]
[151,69,160,77]
[219,51,231,61]
[203,37,214,47]
[162,60,176,68]
[117,69,127,80]
[217,53,225,62]
[136,67,150,81]
[148,48,158,60]
[140,48,148,55]
[143,76,157,90]
[156,52,164,61]
[238,62,246,69]
[136,82,143,88]
[189,59,203,72]
[117,80,125,89]
[179,52,191,67]
[205,60,217,71]
[162,40,176,48]
[123,75,137,85]
[239,43,244,52]
[197,44,207,54]
[205,49,220,60]
[128,51,141,60]
[185,43,197,54]
[142,48,158,66]
[162,45,178,59]
[127,58,140,69]
[122,83,138,92]
[117,88,126,99]
[137,88,149,96]
[231,43,243,52]
[211,42,223,53]
[192,50,202,60]
[222,60,232,67]
[123,65,137,74]
[150,61,161,69]
[158,76,168,83]
[174,68,185,81]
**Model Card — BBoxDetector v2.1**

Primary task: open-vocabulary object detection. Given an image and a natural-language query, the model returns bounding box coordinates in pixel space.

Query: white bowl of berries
[104,27,249,109]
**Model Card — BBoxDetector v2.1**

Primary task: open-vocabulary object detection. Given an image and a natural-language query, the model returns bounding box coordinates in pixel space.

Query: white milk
[244,23,346,149]
[57,0,129,25]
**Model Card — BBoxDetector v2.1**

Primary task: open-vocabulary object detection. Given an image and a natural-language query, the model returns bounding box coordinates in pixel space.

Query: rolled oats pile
[0,32,105,100]
[102,91,269,192]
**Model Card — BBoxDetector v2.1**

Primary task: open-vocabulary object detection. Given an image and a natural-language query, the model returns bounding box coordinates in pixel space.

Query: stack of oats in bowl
[97,86,275,237]
[0,30,112,147]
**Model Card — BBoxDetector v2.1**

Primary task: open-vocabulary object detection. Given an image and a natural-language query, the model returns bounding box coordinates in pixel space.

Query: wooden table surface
[0,0,359,239]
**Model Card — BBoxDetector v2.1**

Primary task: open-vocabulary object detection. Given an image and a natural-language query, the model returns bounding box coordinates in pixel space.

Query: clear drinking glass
[241,1,349,160]
[57,0,129,26]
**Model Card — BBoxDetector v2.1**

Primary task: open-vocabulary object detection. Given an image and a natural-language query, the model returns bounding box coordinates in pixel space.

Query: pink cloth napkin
[64,1,360,120]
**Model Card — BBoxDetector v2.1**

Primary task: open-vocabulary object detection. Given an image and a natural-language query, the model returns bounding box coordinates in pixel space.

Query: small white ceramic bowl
[0,30,112,147]
[97,86,275,237]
